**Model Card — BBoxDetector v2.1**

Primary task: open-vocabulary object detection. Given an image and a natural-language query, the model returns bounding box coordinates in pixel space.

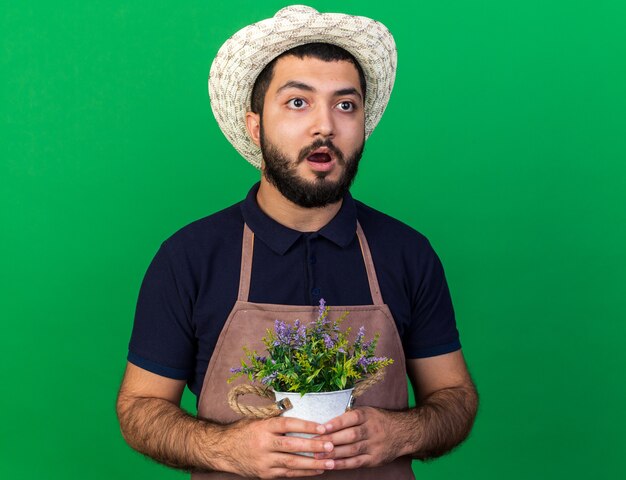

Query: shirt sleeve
[404,239,461,358]
[127,242,195,379]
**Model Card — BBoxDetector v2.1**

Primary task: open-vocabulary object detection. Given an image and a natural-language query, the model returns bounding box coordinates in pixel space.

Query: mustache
[298,139,345,165]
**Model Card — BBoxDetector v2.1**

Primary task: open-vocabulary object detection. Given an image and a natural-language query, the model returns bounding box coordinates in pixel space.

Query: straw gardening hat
[208,5,397,169]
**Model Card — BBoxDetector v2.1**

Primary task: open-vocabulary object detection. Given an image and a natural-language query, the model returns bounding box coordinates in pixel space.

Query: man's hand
[303,351,480,470]
[117,363,337,478]
[218,416,337,479]
[312,407,405,470]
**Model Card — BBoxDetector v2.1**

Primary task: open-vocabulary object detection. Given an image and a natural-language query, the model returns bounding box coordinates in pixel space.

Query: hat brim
[209,5,397,169]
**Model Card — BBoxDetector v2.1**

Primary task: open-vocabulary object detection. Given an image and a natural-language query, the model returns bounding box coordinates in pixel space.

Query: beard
[260,126,364,209]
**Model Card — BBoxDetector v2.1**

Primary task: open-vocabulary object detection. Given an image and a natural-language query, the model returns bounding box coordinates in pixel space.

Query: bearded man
[116,6,478,480]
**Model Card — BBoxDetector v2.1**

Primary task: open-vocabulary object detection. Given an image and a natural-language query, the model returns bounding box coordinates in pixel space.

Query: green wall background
[2,1,625,478]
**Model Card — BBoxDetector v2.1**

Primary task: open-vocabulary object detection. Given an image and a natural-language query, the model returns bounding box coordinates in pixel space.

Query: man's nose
[310,105,335,138]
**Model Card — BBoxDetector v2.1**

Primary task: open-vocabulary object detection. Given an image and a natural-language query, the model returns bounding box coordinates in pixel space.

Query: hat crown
[275,5,319,19]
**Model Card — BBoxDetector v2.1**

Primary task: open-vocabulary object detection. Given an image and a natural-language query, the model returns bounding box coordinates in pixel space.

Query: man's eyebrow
[276,81,315,94]
[335,87,362,100]
[275,82,363,100]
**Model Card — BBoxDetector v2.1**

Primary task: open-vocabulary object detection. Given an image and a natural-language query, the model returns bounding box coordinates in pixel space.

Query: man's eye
[287,98,307,109]
[337,101,355,112]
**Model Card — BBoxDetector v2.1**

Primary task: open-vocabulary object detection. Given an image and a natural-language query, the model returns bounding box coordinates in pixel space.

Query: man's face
[256,55,366,208]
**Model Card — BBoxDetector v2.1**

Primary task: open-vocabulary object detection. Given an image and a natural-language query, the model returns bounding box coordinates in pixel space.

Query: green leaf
[305,367,322,384]
[309,382,323,392]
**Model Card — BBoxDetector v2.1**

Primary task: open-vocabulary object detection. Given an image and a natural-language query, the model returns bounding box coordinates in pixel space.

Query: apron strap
[356,221,384,306]
[238,222,384,305]
[238,223,254,301]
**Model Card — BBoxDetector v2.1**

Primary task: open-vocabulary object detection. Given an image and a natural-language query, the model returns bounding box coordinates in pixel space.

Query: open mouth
[307,152,332,163]
[306,148,333,163]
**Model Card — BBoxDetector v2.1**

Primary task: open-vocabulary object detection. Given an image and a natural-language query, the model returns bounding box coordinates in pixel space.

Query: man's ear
[245,111,261,147]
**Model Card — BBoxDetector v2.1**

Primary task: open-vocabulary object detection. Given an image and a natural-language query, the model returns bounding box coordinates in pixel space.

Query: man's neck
[256,178,343,232]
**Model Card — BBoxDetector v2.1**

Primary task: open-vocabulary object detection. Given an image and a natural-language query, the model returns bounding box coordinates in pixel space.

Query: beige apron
[193,223,414,479]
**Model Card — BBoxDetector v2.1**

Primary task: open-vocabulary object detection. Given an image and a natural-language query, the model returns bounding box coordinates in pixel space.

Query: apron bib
[192,223,414,479]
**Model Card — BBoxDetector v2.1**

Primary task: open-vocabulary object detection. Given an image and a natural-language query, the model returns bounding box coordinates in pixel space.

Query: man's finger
[272,453,335,472]
[270,435,334,455]
[267,416,327,435]
[269,468,326,477]
[328,454,371,470]
[314,439,369,460]
[323,408,365,433]
[315,423,368,446]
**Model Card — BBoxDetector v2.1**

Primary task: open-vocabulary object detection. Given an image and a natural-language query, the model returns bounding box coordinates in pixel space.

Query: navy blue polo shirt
[128,182,461,398]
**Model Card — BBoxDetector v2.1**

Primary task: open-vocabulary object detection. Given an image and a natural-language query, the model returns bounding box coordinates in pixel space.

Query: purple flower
[261,372,278,385]
[323,333,335,349]
[294,319,306,347]
[273,319,291,346]
[357,356,388,372]
[356,357,367,371]
[273,318,306,348]
[356,326,365,345]
[230,366,243,374]
[255,355,267,363]
[318,298,326,318]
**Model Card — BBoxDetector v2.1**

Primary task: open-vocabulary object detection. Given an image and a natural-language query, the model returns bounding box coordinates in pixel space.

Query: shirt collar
[240,182,357,255]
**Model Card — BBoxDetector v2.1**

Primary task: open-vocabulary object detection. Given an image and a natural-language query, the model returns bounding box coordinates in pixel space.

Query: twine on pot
[227,384,292,418]
[351,368,385,399]
[227,369,386,419]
